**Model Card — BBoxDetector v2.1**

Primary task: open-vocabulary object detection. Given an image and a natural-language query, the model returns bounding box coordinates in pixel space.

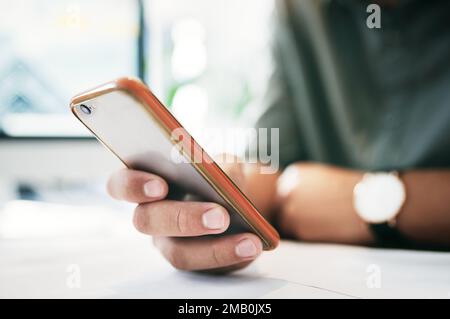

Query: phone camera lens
[80,104,92,115]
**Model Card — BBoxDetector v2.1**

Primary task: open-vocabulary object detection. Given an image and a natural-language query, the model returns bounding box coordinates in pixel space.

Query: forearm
[397,170,450,246]
[272,163,450,248]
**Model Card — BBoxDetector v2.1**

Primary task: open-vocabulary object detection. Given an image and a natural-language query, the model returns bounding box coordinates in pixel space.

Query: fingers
[133,201,230,237]
[153,233,263,271]
[107,168,168,203]
[214,154,246,190]
[107,167,264,272]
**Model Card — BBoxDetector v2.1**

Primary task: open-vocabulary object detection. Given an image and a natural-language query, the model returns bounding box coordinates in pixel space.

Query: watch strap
[369,223,412,248]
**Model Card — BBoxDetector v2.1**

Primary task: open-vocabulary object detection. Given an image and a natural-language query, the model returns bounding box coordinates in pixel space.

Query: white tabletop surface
[1,200,449,299]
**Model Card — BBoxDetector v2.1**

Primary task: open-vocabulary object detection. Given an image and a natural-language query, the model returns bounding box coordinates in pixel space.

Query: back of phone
[71,78,279,249]
[70,81,269,241]
[73,89,220,197]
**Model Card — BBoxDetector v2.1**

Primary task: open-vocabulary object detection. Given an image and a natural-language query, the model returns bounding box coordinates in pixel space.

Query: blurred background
[0,0,274,240]
[2,0,449,299]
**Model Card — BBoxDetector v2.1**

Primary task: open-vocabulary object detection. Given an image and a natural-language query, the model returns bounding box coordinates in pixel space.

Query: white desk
[0,201,449,299]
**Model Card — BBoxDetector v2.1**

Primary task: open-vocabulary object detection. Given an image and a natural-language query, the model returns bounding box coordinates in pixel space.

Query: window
[0,0,139,137]
[0,0,273,140]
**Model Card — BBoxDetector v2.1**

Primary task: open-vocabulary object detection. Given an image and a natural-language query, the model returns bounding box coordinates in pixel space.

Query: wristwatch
[353,171,408,247]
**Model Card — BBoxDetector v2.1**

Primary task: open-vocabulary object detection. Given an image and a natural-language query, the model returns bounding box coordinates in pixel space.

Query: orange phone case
[71,77,279,250]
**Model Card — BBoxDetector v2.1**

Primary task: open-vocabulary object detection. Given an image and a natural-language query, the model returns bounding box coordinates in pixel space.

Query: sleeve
[246,1,306,169]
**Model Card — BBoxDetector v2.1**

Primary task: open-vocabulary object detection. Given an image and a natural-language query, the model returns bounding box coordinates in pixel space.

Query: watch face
[353,173,406,224]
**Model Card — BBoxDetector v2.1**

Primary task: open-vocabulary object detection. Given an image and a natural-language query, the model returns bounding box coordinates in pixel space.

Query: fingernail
[202,207,225,230]
[143,180,164,197]
[235,239,258,258]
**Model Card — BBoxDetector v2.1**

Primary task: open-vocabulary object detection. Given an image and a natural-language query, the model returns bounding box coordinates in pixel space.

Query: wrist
[276,163,375,244]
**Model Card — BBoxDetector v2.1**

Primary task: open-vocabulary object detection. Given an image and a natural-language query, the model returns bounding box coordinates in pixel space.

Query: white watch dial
[353,173,406,224]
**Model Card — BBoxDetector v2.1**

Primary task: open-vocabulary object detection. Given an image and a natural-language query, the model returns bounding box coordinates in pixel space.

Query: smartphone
[70,77,279,250]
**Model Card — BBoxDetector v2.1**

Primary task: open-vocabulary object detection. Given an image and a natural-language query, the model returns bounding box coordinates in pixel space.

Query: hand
[276,163,374,244]
[106,164,263,272]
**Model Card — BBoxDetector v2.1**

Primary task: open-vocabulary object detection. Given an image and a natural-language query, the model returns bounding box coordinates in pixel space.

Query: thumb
[214,153,246,192]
